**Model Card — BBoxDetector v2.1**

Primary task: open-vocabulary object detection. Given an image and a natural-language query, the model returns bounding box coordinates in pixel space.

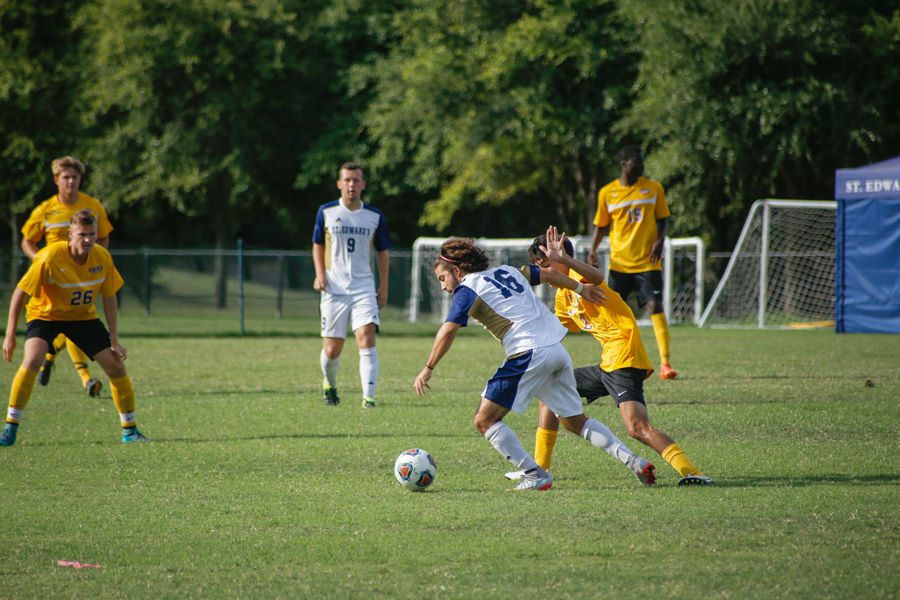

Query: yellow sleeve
[21,203,46,242]
[95,200,114,239]
[593,188,610,227]
[654,182,671,219]
[16,252,49,297]
[99,250,124,296]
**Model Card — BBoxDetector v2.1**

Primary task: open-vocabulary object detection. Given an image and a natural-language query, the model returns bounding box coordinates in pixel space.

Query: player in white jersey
[413,237,656,491]
[313,163,391,408]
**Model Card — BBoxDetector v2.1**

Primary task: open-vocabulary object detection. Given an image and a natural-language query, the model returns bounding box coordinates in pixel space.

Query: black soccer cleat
[38,359,54,386]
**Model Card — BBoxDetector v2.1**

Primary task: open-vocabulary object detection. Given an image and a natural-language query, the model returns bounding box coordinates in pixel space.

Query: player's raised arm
[537,268,606,304]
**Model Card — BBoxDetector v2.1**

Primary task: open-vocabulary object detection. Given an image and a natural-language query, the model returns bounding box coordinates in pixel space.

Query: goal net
[698,199,836,329]
[408,235,705,325]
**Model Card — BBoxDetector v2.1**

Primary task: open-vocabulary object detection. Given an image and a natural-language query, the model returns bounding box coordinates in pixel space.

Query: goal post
[408,235,704,325]
[698,199,837,329]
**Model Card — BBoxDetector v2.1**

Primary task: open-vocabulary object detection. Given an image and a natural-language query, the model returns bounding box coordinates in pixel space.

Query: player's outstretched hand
[540,225,568,263]
[413,366,432,397]
[581,284,607,304]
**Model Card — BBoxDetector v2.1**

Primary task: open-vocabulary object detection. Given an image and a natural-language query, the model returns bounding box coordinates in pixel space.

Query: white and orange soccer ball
[393,448,437,492]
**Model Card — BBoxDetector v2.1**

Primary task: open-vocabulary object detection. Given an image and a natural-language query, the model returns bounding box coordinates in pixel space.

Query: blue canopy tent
[834,155,900,333]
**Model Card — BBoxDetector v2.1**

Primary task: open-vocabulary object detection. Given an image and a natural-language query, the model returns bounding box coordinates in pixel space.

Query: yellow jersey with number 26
[594,176,670,273]
[18,241,124,322]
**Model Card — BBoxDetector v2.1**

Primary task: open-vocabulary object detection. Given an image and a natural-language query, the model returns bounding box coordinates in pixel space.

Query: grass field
[0,320,897,599]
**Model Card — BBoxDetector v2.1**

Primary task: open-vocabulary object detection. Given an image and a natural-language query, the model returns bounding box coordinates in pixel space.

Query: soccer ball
[393,448,437,492]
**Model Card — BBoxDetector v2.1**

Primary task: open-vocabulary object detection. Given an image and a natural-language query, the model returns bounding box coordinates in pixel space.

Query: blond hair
[51,156,86,177]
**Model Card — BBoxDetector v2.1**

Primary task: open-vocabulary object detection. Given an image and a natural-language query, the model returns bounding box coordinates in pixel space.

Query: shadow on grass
[16,431,470,448]
[707,473,900,488]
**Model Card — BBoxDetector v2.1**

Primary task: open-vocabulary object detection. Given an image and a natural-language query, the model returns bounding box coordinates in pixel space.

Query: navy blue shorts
[25,319,111,360]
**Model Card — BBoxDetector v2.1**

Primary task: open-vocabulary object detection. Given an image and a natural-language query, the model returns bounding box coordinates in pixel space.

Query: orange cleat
[660,364,678,380]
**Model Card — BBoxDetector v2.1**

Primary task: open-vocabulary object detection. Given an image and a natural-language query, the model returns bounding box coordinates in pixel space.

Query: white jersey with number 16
[445,264,566,357]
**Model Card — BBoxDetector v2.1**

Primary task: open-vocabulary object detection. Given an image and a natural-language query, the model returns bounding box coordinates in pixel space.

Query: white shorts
[320,291,380,339]
[481,343,583,418]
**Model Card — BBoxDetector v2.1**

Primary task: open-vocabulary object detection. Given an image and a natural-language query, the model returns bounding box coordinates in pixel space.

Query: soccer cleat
[323,386,340,406]
[0,423,18,447]
[514,470,553,491]
[678,474,715,486]
[504,470,526,481]
[362,397,376,409]
[630,457,657,486]
[38,359,54,386]
[660,364,678,380]
[85,378,102,397]
[121,427,149,443]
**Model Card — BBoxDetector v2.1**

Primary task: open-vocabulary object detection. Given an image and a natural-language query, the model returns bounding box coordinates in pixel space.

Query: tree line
[2,0,898,255]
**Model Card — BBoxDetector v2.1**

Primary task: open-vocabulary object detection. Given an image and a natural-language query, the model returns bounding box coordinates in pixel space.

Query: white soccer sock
[484,422,539,472]
[358,346,379,399]
[580,417,638,466]
[320,349,340,387]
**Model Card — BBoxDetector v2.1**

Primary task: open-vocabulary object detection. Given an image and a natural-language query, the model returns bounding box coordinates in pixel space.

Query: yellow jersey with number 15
[554,272,654,375]
[594,176,670,273]
[18,241,124,322]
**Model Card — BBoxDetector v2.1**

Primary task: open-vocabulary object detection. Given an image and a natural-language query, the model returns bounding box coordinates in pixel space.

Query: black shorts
[25,319,111,360]
[573,365,648,407]
[607,269,664,313]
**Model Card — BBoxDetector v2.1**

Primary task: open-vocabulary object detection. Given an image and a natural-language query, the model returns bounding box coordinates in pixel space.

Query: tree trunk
[9,192,20,289]
[212,184,230,310]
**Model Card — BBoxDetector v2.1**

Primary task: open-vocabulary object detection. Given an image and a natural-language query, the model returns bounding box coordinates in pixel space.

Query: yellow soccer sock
[534,427,559,471]
[651,313,672,365]
[7,367,39,424]
[53,334,67,354]
[109,375,137,427]
[661,443,702,477]
[67,342,93,386]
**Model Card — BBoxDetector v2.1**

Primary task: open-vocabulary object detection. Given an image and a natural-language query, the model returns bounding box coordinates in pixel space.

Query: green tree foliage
[2,0,898,255]
[77,0,325,246]
[618,0,900,247]
[0,1,85,283]
[358,0,639,236]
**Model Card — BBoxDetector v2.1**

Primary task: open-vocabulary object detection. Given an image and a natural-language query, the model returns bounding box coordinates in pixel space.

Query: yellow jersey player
[510,226,712,485]
[20,156,114,396]
[1,210,146,446]
[588,146,678,380]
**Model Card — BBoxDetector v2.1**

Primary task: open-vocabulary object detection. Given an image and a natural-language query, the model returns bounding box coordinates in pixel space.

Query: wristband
[573,282,585,295]
[425,363,435,370]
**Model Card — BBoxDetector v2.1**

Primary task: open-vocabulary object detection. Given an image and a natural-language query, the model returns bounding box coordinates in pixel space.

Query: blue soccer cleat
[0,423,18,447]
[121,427,149,443]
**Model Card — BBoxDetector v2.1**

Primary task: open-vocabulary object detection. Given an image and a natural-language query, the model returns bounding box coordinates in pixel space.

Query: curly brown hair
[433,238,489,273]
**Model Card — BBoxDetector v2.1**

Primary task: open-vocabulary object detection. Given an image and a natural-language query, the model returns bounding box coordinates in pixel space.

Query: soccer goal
[698,199,837,329]
[408,235,705,325]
